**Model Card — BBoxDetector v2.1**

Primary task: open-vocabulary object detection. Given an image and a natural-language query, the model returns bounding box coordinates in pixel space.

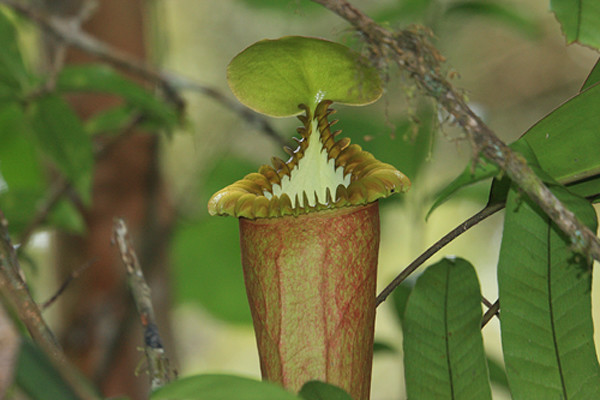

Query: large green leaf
[429,75,600,216]
[27,95,93,202]
[551,0,600,50]
[298,381,353,400]
[521,82,600,188]
[15,340,79,400]
[403,257,492,400]
[0,102,43,191]
[56,64,178,130]
[150,374,301,400]
[390,281,413,328]
[426,159,499,218]
[486,357,509,392]
[498,185,600,398]
[227,36,382,117]
[84,104,174,136]
[0,102,45,233]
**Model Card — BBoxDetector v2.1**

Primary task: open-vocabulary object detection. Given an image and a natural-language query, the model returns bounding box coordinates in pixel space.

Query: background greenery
[1,0,599,399]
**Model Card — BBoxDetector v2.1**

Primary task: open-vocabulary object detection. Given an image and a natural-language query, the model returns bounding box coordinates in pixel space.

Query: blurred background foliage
[1,0,599,399]
[153,1,598,399]
[157,1,598,399]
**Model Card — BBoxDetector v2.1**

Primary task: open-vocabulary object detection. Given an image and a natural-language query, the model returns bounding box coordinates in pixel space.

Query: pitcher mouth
[208,100,410,219]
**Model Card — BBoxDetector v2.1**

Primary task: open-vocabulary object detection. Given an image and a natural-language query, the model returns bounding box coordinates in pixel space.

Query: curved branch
[312,0,600,262]
[376,203,504,306]
[112,218,175,390]
[0,209,100,400]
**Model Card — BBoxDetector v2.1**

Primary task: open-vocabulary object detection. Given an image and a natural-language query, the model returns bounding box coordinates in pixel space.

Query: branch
[0,209,100,400]
[481,299,500,328]
[376,203,503,306]
[41,260,94,310]
[0,210,60,355]
[112,218,175,390]
[312,0,600,262]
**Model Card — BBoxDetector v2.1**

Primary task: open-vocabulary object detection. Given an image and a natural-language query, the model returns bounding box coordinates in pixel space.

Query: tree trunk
[42,1,174,399]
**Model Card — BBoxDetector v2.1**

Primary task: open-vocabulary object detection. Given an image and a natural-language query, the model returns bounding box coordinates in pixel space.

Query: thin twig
[376,202,504,306]
[312,0,600,262]
[112,218,175,390]
[0,209,100,400]
[481,299,500,328]
[171,79,288,147]
[41,259,95,310]
[481,296,494,309]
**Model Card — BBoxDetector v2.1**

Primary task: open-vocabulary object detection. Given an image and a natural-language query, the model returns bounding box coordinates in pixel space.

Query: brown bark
[42,1,174,399]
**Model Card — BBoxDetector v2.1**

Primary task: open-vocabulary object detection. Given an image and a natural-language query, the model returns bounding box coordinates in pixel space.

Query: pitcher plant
[208,36,410,400]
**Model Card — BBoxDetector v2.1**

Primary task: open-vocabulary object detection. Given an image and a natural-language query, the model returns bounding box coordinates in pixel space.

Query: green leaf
[486,357,509,391]
[0,102,46,234]
[426,160,499,219]
[298,381,353,400]
[486,175,511,207]
[551,0,600,50]
[390,281,413,328]
[227,36,382,117]
[403,257,492,400]
[373,340,397,354]
[15,340,79,400]
[84,104,173,136]
[27,95,93,202]
[567,177,600,203]
[498,185,600,398]
[429,77,600,216]
[150,374,301,400]
[0,9,30,101]
[48,198,86,234]
[0,188,43,234]
[0,102,44,191]
[83,105,136,136]
[520,83,600,186]
[57,64,178,130]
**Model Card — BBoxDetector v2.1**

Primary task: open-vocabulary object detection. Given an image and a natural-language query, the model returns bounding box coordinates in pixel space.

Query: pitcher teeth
[325,187,333,206]
[272,156,291,176]
[208,100,410,218]
[259,165,281,185]
[302,191,311,208]
[280,193,293,215]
